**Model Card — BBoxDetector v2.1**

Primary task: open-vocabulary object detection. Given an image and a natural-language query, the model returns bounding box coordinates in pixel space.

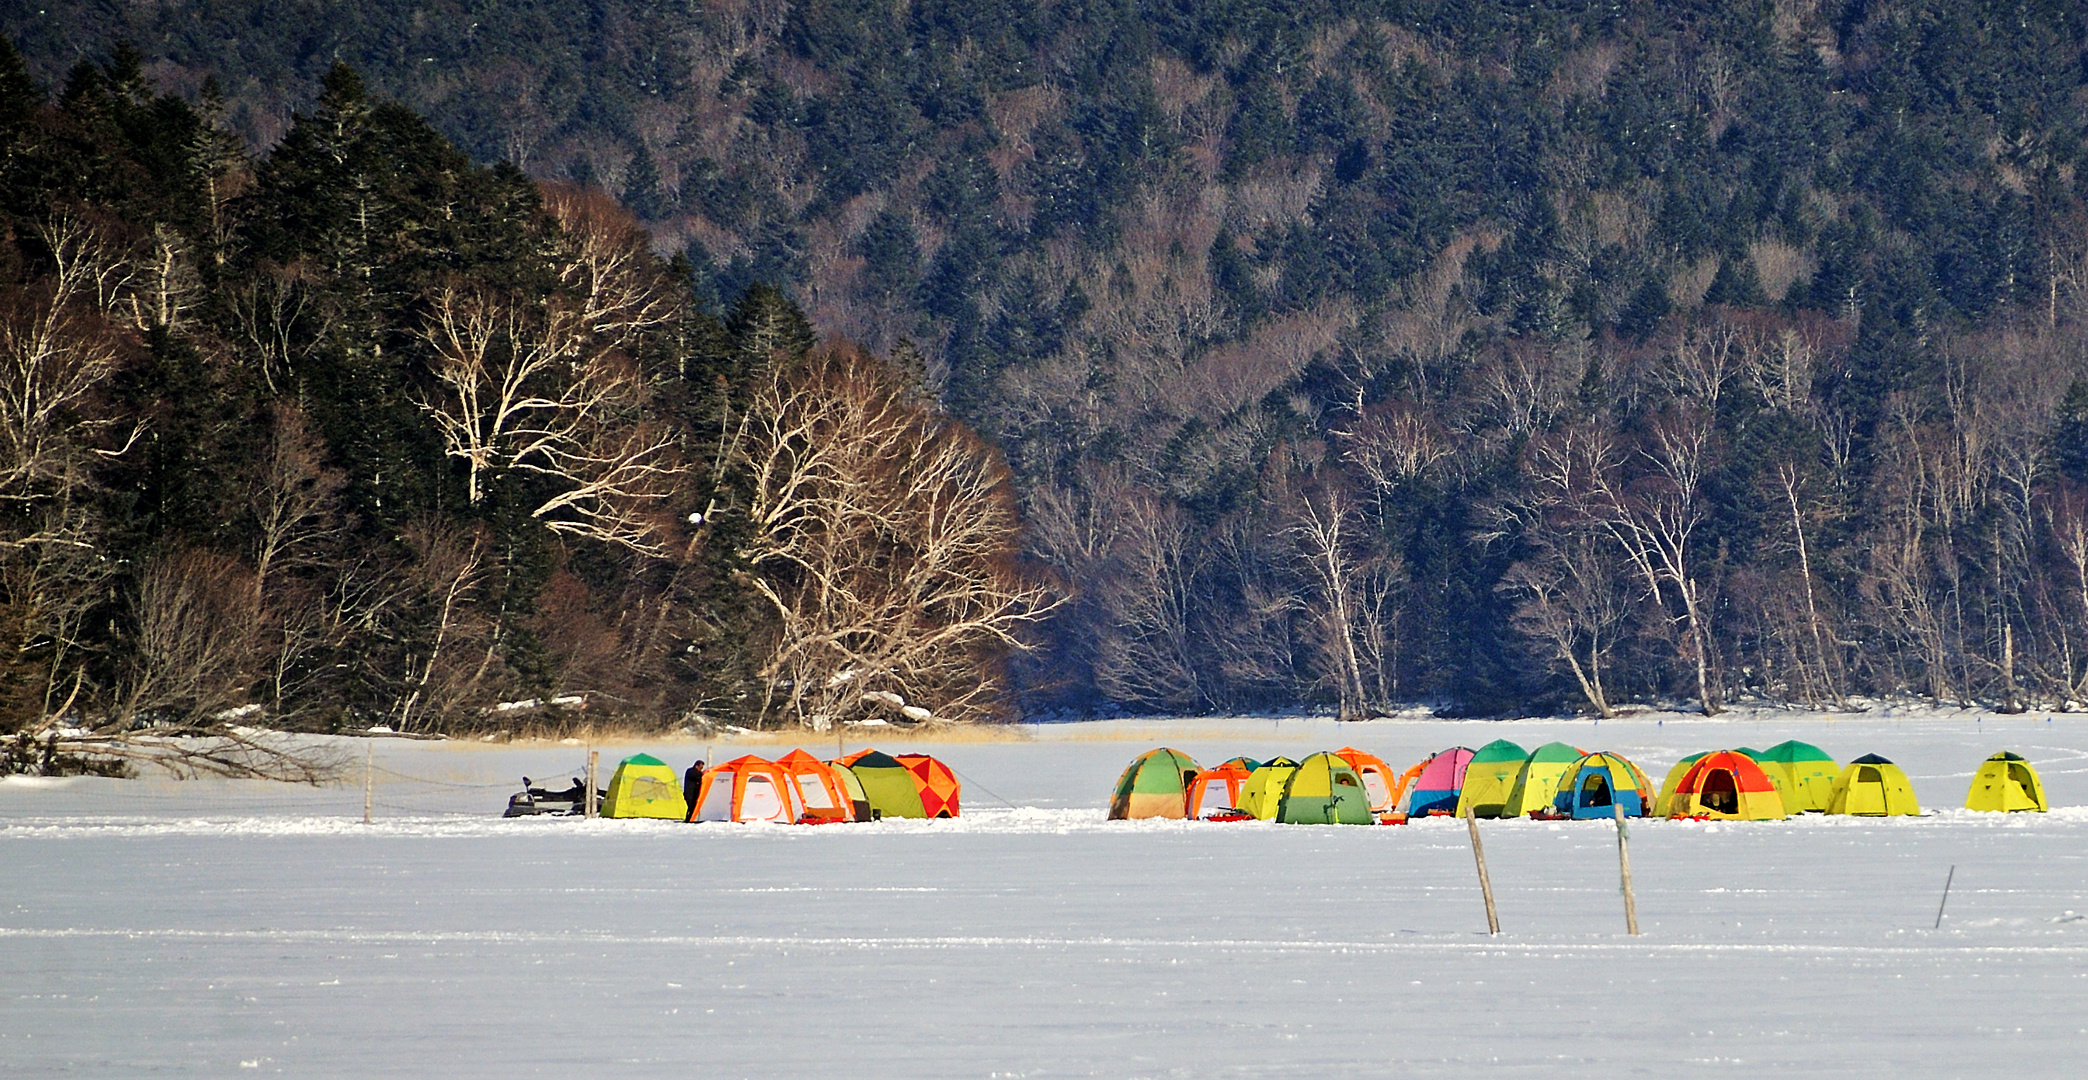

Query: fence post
[1613,800,1640,936]
[585,750,599,818]
[362,740,373,825]
[1466,807,1500,935]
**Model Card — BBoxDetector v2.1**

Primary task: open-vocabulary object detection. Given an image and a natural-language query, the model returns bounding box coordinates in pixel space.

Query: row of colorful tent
[597,749,962,822]
[1402,740,2048,820]
[1109,747,1406,823]
[1110,741,2050,823]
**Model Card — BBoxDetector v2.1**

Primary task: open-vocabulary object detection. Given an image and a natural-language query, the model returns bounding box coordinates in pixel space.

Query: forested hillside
[8,1,2088,732]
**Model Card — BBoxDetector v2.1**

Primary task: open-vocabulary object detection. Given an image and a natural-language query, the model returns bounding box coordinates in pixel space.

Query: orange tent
[1333,747,1403,815]
[1189,757,1258,817]
[895,753,962,818]
[688,755,798,823]
[1666,750,1787,820]
[774,749,854,822]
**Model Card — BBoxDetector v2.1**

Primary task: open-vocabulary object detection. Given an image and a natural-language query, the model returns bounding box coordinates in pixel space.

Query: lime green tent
[600,753,688,819]
[1273,751,1375,825]
[1108,748,1201,820]
[1239,757,1300,820]
[1755,740,1840,813]
[839,750,927,819]
[1453,739,1530,819]
[1965,751,2046,812]
[1500,742,1585,818]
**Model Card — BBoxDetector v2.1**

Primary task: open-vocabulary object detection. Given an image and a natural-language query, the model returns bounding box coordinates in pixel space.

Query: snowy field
[5,707,2087,1077]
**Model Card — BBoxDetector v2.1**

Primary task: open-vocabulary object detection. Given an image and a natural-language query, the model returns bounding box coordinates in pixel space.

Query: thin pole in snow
[362,740,373,825]
[1614,800,1640,936]
[585,750,599,818]
[1466,807,1500,935]
[1934,865,1957,929]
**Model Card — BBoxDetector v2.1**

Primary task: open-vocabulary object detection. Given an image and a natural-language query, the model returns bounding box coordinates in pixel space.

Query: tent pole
[1466,807,1500,935]
[1934,865,1956,929]
[1613,800,1639,936]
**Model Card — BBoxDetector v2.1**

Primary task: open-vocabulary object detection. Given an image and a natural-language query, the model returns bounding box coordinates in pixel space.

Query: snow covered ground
[5,708,2087,1077]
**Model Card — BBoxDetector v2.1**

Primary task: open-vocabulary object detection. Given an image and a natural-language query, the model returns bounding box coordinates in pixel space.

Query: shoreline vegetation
[6,4,2088,782]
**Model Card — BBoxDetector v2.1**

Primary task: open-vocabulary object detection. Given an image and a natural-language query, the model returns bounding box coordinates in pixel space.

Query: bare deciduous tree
[744,345,1059,728]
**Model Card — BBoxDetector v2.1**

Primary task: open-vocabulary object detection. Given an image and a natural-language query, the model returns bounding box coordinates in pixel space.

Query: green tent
[841,750,926,820]
[1453,739,1530,819]
[1500,742,1586,818]
[1274,751,1375,825]
[1108,747,1201,820]
[1754,740,1839,813]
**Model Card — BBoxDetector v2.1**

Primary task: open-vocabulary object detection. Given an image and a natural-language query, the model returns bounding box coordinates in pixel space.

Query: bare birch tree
[744,345,1060,728]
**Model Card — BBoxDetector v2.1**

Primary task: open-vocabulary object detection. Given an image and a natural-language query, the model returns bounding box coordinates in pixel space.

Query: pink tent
[1406,747,1475,816]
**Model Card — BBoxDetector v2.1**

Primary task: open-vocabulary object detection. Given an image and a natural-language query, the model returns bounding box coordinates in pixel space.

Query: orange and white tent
[774,748,855,822]
[688,755,798,823]
[1189,757,1258,817]
[1333,747,1403,815]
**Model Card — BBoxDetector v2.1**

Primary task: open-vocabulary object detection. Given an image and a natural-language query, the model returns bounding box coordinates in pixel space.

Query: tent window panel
[741,775,785,821]
[696,774,736,821]
[1361,769,1393,807]
[796,775,835,809]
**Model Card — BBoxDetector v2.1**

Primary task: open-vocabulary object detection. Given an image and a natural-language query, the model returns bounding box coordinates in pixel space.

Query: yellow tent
[1453,739,1530,819]
[1753,740,1840,813]
[1500,742,1584,818]
[600,753,689,819]
[1827,754,1919,816]
[1654,752,1709,817]
[1238,757,1300,820]
[1273,752,1374,825]
[1964,752,2047,812]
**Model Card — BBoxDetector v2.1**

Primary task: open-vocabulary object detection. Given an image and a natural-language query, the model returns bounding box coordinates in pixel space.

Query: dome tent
[1654,752,1709,817]
[1238,757,1301,820]
[1273,752,1375,825]
[895,753,962,818]
[775,748,854,822]
[1190,757,1259,817]
[688,755,797,823]
[1332,747,1403,816]
[1827,754,1920,816]
[1406,747,1475,817]
[1453,739,1531,819]
[1500,742,1586,818]
[1108,748,1201,820]
[1965,752,2046,812]
[1548,752,1655,819]
[1665,751,1786,820]
[835,750,928,820]
[1754,740,1840,813]
[600,753,688,820]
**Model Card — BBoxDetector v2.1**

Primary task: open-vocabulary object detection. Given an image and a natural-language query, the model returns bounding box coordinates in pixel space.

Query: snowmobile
[502,776,603,817]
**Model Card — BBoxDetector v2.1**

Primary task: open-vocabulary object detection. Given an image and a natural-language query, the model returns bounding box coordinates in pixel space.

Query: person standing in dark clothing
[684,760,705,810]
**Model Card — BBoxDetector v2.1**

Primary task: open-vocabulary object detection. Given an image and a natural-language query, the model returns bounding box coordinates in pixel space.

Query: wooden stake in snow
[1466,807,1500,935]
[1934,865,1956,929]
[362,740,373,825]
[1613,800,1640,936]
[585,750,599,818]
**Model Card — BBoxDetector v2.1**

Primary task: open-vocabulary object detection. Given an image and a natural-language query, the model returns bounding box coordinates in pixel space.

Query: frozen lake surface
[5,708,2086,1076]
